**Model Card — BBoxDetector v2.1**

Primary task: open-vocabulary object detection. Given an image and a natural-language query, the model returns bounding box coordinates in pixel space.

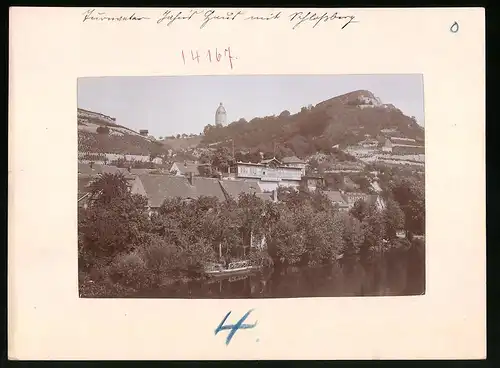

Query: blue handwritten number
[215,309,258,345]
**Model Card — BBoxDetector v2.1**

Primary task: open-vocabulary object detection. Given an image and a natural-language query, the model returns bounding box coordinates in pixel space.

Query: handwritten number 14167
[181,47,237,70]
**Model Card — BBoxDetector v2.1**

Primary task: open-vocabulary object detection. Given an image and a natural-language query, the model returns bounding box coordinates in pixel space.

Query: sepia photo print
[77,74,426,299]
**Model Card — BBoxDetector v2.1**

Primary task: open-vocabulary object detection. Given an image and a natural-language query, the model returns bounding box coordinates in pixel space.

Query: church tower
[215,102,227,126]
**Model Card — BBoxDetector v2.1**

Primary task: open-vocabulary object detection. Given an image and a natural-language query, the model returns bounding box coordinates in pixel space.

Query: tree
[211,146,232,173]
[351,175,371,193]
[309,189,334,213]
[350,199,370,222]
[303,207,343,265]
[96,126,110,135]
[340,213,364,258]
[176,134,181,139]
[266,207,306,266]
[383,198,405,240]
[360,208,386,258]
[152,197,218,267]
[198,164,212,177]
[89,172,129,205]
[203,124,214,135]
[279,110,291,117]
[79,193,151,261]
[236,193,266,254]
[199,152,212,164]
[391,178,425,237]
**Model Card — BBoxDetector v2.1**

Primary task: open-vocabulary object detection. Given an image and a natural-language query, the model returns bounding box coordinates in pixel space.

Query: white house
[234,157,304,192]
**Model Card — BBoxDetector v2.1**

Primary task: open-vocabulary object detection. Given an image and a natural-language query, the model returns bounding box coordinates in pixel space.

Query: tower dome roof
[216,102,226,114]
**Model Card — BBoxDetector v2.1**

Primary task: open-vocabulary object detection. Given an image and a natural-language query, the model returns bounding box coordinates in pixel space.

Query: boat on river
[204,260,260,279]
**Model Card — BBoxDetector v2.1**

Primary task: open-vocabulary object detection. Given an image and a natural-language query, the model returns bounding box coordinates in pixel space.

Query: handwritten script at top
[81,9,358,30]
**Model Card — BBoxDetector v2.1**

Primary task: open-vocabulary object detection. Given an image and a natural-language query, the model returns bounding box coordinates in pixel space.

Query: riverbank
[78,173,425,298]
[79,241,424,298]
[122,246,424,298]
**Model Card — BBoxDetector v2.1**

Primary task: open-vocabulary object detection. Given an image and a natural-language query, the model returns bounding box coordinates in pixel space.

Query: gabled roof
[136,174,226,207]
[78,163,138,178]
[192,177,226,201]
[172,162,200,175]
[78,163,103,175]
[260,157,282,165]
[282,156,305,164]
[137,175,197,207]
[129,168,152,176]
[324,190,349,205]
[101,165,128,175]
[246,181,261,192]
[389,137,421,146]
[219,179,262,200]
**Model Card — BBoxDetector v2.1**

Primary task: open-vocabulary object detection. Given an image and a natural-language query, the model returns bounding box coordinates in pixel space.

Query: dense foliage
[79,170,424,297]
[78,131,168,156]
[201,93,424,158]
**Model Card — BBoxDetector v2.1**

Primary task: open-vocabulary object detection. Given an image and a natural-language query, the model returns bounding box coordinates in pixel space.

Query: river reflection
[133,249,425,298]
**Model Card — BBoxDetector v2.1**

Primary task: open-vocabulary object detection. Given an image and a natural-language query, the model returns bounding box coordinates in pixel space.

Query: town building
[139,129,149,136]
[129,173,278,213]
[78,152,163,165]
[302,175,325,191]
[215,102,227,126]
[342,192,386,211]
[218,180,260,201]
[324,190,350,211]
[77,163,149,190]
[233,157,304,192]
[169,161,205,177]
[281,156,307,176]
[358,138,379,148]
[130,174,220,211]
[382,137,425,155]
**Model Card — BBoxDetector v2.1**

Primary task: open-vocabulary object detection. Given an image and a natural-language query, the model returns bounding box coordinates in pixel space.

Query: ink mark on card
[157,10,204,25]
[82,9,150,22]
[215,309,258,346]
[181,47,238,70]
[450,22,459,33]
[289,11,358,30]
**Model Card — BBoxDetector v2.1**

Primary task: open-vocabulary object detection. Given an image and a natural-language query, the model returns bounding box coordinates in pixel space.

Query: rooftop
[324,190,348,205]
[136,175,197,208]
[219,179,262,200]
[282,156,306,164]
[172,162,201,175]
[136,174,227,207]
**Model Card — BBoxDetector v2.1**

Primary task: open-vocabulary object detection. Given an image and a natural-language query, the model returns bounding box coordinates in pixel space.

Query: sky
[77,74,424,138]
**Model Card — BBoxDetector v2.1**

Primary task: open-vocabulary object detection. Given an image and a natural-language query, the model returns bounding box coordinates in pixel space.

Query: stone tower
[215,102,227,126]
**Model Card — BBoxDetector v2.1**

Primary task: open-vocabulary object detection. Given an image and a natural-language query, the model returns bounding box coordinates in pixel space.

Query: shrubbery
[79,172,425,297]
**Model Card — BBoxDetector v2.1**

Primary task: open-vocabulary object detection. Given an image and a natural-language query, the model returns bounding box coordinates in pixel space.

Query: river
[132,248,425,298]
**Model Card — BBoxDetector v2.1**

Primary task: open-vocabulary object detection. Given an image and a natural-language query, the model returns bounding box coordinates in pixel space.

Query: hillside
[200,90,424,158]
[78,108,170,156]
[161,136,203,150]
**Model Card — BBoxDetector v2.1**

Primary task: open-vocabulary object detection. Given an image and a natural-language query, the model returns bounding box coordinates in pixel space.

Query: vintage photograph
[77,74,425,298]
